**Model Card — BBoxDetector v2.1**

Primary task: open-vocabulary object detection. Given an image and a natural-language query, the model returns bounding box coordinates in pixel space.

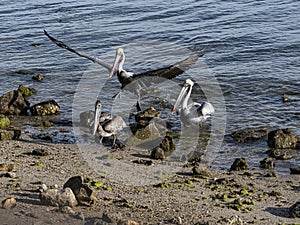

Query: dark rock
[135,107,160,127]
[0,90,30,115]
[32,149,49,156]
[264,172,278,177]
[42,120,53,127]
[32,74,44,81]
[231,127,268,143]
[267,128,298,149]
[39,187,78,207]
[0,129,21,141]
[192,167,210,177]
[30,100,60,116]
[290,167,300,174]
[18,85,36,98]
[132,159,153,166]
[289,201,300,218]
[230,158,249,171]
[259,157,275,169]
[1,197,17,209]
[269,149,292,160]
[59,206,76,215]
[63,176,96,206]
[0,114,10,129]
[102,212,122,223]
[151,133,175,160]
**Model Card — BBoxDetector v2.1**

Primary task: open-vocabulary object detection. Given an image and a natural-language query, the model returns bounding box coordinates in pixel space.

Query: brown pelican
[44,30,203,103]
[93,100,127,145]
[172,79,215,126]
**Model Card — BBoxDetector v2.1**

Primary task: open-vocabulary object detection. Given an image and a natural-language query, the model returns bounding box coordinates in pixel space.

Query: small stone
[63,176,96,206]
[32,74,44,81]
[1,197,17,209]
[150,147,165,160]
[267,128,298,149]
[102,212,122,223]
[59,206,76,215]
[150,133,175,160]
[289,201,300,218]
[290,167,300,174]
[39,187,78,207]
[0,163,15,172]
[259,157,275,169]
[32,149,49,156]
[39,184,48,192]
[117,220,139,225]
[192,167,210,178]
[230,158,249,171]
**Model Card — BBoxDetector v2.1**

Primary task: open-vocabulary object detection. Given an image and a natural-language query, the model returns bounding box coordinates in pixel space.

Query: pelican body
[172,79,215,126]
[93,100,127,145]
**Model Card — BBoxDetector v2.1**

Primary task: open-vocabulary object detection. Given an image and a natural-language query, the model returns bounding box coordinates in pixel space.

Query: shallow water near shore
[1,0,299,174]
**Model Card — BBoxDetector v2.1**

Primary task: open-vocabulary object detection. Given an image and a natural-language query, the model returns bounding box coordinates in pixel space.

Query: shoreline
[1,127,299,224]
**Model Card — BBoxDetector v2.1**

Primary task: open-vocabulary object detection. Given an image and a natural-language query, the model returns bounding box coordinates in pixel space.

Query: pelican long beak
[93,103,101,135]
[171,83,189,113]
[109,50,123,78]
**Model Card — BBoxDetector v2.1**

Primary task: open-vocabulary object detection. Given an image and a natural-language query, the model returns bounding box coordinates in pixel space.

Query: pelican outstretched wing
[121,51,204,89]
[44,30,112,71]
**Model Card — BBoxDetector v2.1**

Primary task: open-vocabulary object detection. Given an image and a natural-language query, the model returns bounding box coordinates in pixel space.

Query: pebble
[1,197,17,209]
[39,187,78,207]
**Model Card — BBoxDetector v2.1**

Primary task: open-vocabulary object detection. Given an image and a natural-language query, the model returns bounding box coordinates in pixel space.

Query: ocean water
[0,0,299,173]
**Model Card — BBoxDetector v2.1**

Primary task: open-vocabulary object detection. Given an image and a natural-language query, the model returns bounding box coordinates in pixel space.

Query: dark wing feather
[122,53,203,88]
[43,30,111,71]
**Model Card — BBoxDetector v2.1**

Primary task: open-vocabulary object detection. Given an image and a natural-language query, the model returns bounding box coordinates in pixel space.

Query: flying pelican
[172,79,215,126]
[44,30,204,107]
[93,100,127,145]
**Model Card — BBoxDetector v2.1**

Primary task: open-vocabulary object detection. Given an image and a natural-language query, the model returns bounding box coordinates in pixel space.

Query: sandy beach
[0,119,299,225]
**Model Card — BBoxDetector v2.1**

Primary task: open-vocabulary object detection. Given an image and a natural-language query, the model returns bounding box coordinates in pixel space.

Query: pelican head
[93,100,102,135]
[109,48,125,78]
[172,79,194,113]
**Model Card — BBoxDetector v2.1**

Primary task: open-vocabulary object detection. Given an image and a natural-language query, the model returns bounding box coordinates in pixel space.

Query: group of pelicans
[44,30,215,146]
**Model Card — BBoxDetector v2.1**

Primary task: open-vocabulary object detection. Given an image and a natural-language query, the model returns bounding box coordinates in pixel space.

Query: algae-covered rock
[0,90,30,115]
[135,107,160,127]
[231,127,268,143]
[30,100,60,116]
[269,149,292,160]
[18,84,36,98]
[259,157,275,169]
[230,158,249,171]
[267,128,298,149]
[0,129,21,141]
[0,114,10,129]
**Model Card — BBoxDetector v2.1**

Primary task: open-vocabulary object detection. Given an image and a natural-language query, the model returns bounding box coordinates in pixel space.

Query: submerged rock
[79,110,94,127]
[40,187,78,207]
[63,176,96,206]
[18,84,36,98]
[267,128,298,149]
[30,100,60,116]
[0,90,30,115]
[0,114,10,129]
[231,127,268,143]
[230,158,249,171]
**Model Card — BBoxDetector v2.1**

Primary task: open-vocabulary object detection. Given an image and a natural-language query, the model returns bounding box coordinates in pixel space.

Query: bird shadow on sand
[12,192,44,206]
[265,207,291,218]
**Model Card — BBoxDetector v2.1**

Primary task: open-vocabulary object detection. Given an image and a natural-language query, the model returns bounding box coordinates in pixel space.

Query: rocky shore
[0,84,300,224]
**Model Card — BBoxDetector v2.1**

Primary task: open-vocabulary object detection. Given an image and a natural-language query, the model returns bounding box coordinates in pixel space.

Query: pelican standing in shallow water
[172,79,215,126]
[93,100,127,145]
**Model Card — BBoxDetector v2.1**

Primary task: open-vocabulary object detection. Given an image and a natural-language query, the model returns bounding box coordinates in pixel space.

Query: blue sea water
[0,0,299,172]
